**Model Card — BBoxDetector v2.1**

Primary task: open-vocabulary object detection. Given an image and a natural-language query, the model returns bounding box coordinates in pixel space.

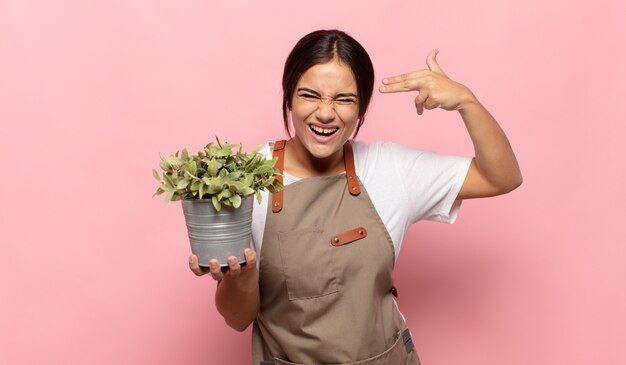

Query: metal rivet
[359,230,364,235]
[349,175,354,179]
[274,202,279,207]
[351,186,357,191]
[333,237,340,243]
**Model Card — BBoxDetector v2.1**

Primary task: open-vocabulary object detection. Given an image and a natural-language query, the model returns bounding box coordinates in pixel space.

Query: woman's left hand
[379,49,477,115]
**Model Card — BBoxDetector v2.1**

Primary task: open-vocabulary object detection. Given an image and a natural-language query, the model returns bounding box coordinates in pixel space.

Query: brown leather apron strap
[272,139,360,213]
[344,141,361,196]
[271,140,286,213]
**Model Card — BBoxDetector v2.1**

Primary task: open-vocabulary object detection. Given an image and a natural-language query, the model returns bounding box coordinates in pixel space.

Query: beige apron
[251,140,420,365]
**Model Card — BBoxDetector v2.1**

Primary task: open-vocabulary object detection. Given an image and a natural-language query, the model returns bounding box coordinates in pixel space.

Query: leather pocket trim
[330,227,367,247]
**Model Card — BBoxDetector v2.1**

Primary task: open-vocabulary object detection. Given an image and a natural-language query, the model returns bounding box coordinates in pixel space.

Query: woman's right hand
[189,248,260,331]
[189,248,258,282]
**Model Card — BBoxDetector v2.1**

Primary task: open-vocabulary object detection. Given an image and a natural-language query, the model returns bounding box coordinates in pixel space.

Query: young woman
[189,29,522,364]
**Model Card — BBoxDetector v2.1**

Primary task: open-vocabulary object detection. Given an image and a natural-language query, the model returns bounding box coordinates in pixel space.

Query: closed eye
[299,93,321,101]
[336,98,357,105]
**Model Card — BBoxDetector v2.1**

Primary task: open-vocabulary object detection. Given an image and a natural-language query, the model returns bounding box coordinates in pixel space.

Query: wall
[1,0,624,364]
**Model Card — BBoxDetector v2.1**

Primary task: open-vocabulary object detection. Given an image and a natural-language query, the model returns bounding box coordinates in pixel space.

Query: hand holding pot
[189,248,257,281]
[189,248,260,331]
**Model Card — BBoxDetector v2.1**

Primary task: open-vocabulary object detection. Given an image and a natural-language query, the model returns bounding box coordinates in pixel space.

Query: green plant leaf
[164,190,174,204]
[217,189,233,199]
[184,170,200,180]
[176,178,191,190]
[166,156,183,166]
[152,169,161,182]
[255,190,262,204]
[201,176,222,194]
[267,180,283,194]
[215,146,233,157]
[184,160,198,176]
[207,158,220,177]
[230,195,242,208]
[243,173,253,187]
[244,154,260,170]
[163,173,175,188]
[253,165,274,175]
[205,144,219,157]
[190,180,201,192]
[153,186,164,196]
[228,170,243,180]
[225,161,238,172]
[198,182,204,199]
[212,195,221,211]
[171,192,183,202]
[229,181,254,195]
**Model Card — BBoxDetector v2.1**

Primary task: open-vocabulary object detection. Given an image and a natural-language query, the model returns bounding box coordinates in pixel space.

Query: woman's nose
[315,101,336,122]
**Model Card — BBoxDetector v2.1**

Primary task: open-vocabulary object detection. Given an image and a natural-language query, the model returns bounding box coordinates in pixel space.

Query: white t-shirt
[251,140,472,263]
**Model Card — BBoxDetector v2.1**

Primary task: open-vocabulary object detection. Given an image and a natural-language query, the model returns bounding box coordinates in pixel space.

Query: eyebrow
[297,87,358,98]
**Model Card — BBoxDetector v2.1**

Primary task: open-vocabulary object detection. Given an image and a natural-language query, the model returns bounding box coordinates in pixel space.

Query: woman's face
[289,58,360,160]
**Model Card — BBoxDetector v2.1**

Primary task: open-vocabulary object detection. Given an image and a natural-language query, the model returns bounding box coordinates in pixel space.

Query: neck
[284,137,345,178]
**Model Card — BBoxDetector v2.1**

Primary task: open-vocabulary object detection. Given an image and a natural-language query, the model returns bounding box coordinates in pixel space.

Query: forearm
[214,269,260,331]
[459,97,522,193]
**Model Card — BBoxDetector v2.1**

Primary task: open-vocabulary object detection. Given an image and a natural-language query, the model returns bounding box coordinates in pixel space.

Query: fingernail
[382,78,388,83]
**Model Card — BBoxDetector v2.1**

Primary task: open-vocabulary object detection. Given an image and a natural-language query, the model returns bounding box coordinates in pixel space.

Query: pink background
[1,0,625,364]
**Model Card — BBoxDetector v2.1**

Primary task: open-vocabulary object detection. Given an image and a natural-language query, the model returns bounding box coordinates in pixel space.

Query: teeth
[310,125,338,136]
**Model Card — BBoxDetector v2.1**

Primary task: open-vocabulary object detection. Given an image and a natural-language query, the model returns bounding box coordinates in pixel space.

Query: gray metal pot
[181,195,253,268]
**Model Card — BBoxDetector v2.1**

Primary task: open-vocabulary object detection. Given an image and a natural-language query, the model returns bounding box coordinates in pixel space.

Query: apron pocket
[277,226,339,300]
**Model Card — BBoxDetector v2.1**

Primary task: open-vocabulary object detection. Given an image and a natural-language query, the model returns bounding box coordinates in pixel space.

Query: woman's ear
[286,110,294,137]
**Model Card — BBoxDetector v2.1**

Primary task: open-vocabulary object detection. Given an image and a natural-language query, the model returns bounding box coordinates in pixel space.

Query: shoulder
[351,139,429,158]
[350,139,430,173]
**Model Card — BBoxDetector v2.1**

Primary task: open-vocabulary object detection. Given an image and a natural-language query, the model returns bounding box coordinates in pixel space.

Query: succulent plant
[153,137,282,211]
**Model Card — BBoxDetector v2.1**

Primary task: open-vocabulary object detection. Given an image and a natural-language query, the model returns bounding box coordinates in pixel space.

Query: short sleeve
[383,142,472,224]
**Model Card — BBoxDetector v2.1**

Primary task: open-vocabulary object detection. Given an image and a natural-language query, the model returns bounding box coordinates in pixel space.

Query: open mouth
[309,124,339,137]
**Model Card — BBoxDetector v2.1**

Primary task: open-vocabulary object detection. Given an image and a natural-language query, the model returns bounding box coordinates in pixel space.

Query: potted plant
[153,137,282,267]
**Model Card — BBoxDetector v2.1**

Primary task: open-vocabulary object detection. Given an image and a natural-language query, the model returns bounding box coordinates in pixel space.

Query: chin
[292,123,354,160]
[304,139,346,160]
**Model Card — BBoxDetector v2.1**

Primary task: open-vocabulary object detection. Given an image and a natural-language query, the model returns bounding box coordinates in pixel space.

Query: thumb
[426,49,447,76]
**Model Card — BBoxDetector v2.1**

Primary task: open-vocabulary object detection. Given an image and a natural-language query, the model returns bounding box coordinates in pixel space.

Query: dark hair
[282,29,374,137]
